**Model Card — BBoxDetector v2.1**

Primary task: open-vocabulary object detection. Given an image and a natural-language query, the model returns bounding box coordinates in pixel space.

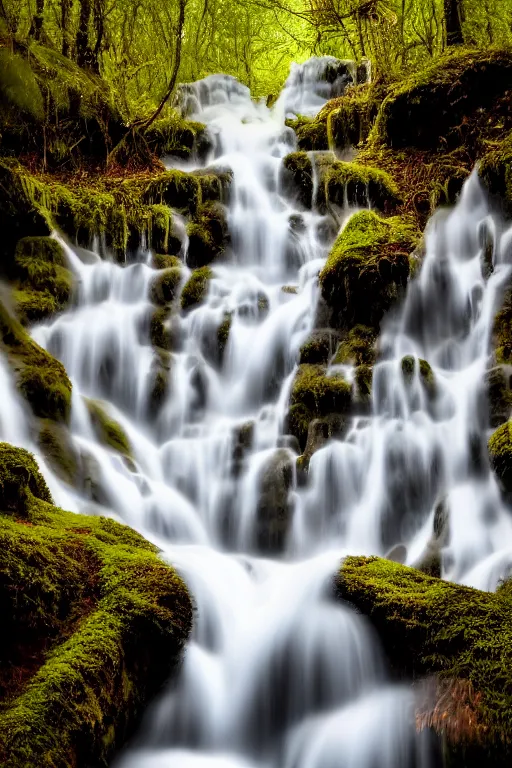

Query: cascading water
[7,57,512,766]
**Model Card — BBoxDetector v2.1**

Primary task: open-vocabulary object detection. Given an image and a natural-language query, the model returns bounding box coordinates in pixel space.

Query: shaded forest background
[1,0,512,169]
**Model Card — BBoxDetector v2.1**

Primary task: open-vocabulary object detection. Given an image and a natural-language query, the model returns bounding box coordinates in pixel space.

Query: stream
[4,57,512,767]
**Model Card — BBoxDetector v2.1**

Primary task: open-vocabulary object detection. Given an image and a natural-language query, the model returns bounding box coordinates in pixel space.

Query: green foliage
[12,237,73,324]
[0,444,191,767]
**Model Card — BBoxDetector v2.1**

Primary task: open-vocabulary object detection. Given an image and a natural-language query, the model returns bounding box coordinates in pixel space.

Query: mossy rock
[373,49,512,151]
[337,555,512,761]
[401,355,436,395]
[282,153,400,212]
[320,210,419,331]
[181,266,213,311]
[85,400,132,458]
[290,116,328,151]
[319,82,386,149]
[186,202,229,268]
[152,254,182,271]
[144,116,210,160]
[217,313,232,363]
[38,419,79,486]
[333,325,377,366]
[493,287,512,364]
[150,266,182,306]
[0,443,191,767]
[489,420,512,494]
[288,364,351,451]
[148,352,172,419]
[12,237,73,324]
[299,330,338,365]
[0,301,71,422]
[487,366,512,429]
[149,307,171,351]
[479,132,512,217]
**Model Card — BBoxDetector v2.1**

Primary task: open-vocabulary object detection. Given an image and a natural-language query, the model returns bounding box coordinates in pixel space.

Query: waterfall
[7,59,512,766]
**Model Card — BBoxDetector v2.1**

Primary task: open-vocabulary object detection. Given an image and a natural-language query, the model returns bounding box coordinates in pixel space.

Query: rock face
[0,443,192,768]
[336,555,512,766]
[255,448,295,553]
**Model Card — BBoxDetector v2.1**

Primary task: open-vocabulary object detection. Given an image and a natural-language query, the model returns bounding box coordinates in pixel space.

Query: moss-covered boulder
[333,325,377,366]
[0,301,71,422]
[0,443,191,767]
[487,366,512,429]
[144,116,211,160]
[282,152,400,212]
[337,555,512,762]
[255,448,294,554]
[181,266,213,311]
[287,115,328,151]
[287,364,351,451]
[489,420,512,494]
[373,49,512,151]
[85,400,132,459]
[150,266,183,306]
[299,330,338,365]
[401,355,436,397]
[319,82,386,150]
[320,210,419,331]
[186,202,229,268]
[11,237,74,324]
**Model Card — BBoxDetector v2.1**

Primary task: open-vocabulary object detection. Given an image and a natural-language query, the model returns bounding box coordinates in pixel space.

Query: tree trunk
[61,0,71,56]
[29,0,44,41]
[76,0,93,68]
[444,0,463,46]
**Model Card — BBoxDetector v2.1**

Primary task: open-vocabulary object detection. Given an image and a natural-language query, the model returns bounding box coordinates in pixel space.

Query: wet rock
[255,448,294,553]
[489,420,512,496]
[487,365,512,428]
[299,330,339,365]
[186,202,229,268]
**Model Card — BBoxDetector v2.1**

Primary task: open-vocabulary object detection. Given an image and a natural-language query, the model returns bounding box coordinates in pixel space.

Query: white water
[3,56,512,766]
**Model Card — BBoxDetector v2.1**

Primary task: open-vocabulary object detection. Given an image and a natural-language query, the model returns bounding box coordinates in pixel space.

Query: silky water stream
[5,57,512,766]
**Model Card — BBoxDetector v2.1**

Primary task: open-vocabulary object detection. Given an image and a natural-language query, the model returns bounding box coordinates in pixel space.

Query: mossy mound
[299,330,338,365]
[320,82,386,149]
[282,152,400,212]
[0,443,191,767]
[401,355,436,394]
[337,555,512,761]
[288,364,351,451]
[489,421,512,494]
[144,116,210,160]
[487,367,512,429]
[493,288,512,364]
[320,210,419,331]
[181,266,213,311]
[373,49,512,151]
[333,325,377,366]
[287,116,328,151]
[11,237,74,324]
[0,301,71,422]
[85,400,132,458]
[186,202,230,268]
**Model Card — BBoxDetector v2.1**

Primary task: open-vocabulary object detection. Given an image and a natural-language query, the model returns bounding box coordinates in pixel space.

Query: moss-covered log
[337,556,512,762]
[0,443,192,768]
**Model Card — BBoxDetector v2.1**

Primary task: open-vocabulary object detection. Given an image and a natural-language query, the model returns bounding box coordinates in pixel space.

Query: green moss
[0,443,191,767]
[320,210,419,331]
[333,325,376,366]
[149,204,174,254]
[372,49,512,150]
[150,267,182,306]
[282,152,314,208]
[489,421,512,493]
[85,400,132,458]
[493,288,512,364]
[338,555,512,754]
[319,83,384,149]
[149,307,171,351]
[181,266,213,311]
[354,363,373,403]
[299,331,337,365]
[401,355,436,393]
[487,367,512,429]
[12,237,74,324]
[295,117,328,151]
[152,254,182,270]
